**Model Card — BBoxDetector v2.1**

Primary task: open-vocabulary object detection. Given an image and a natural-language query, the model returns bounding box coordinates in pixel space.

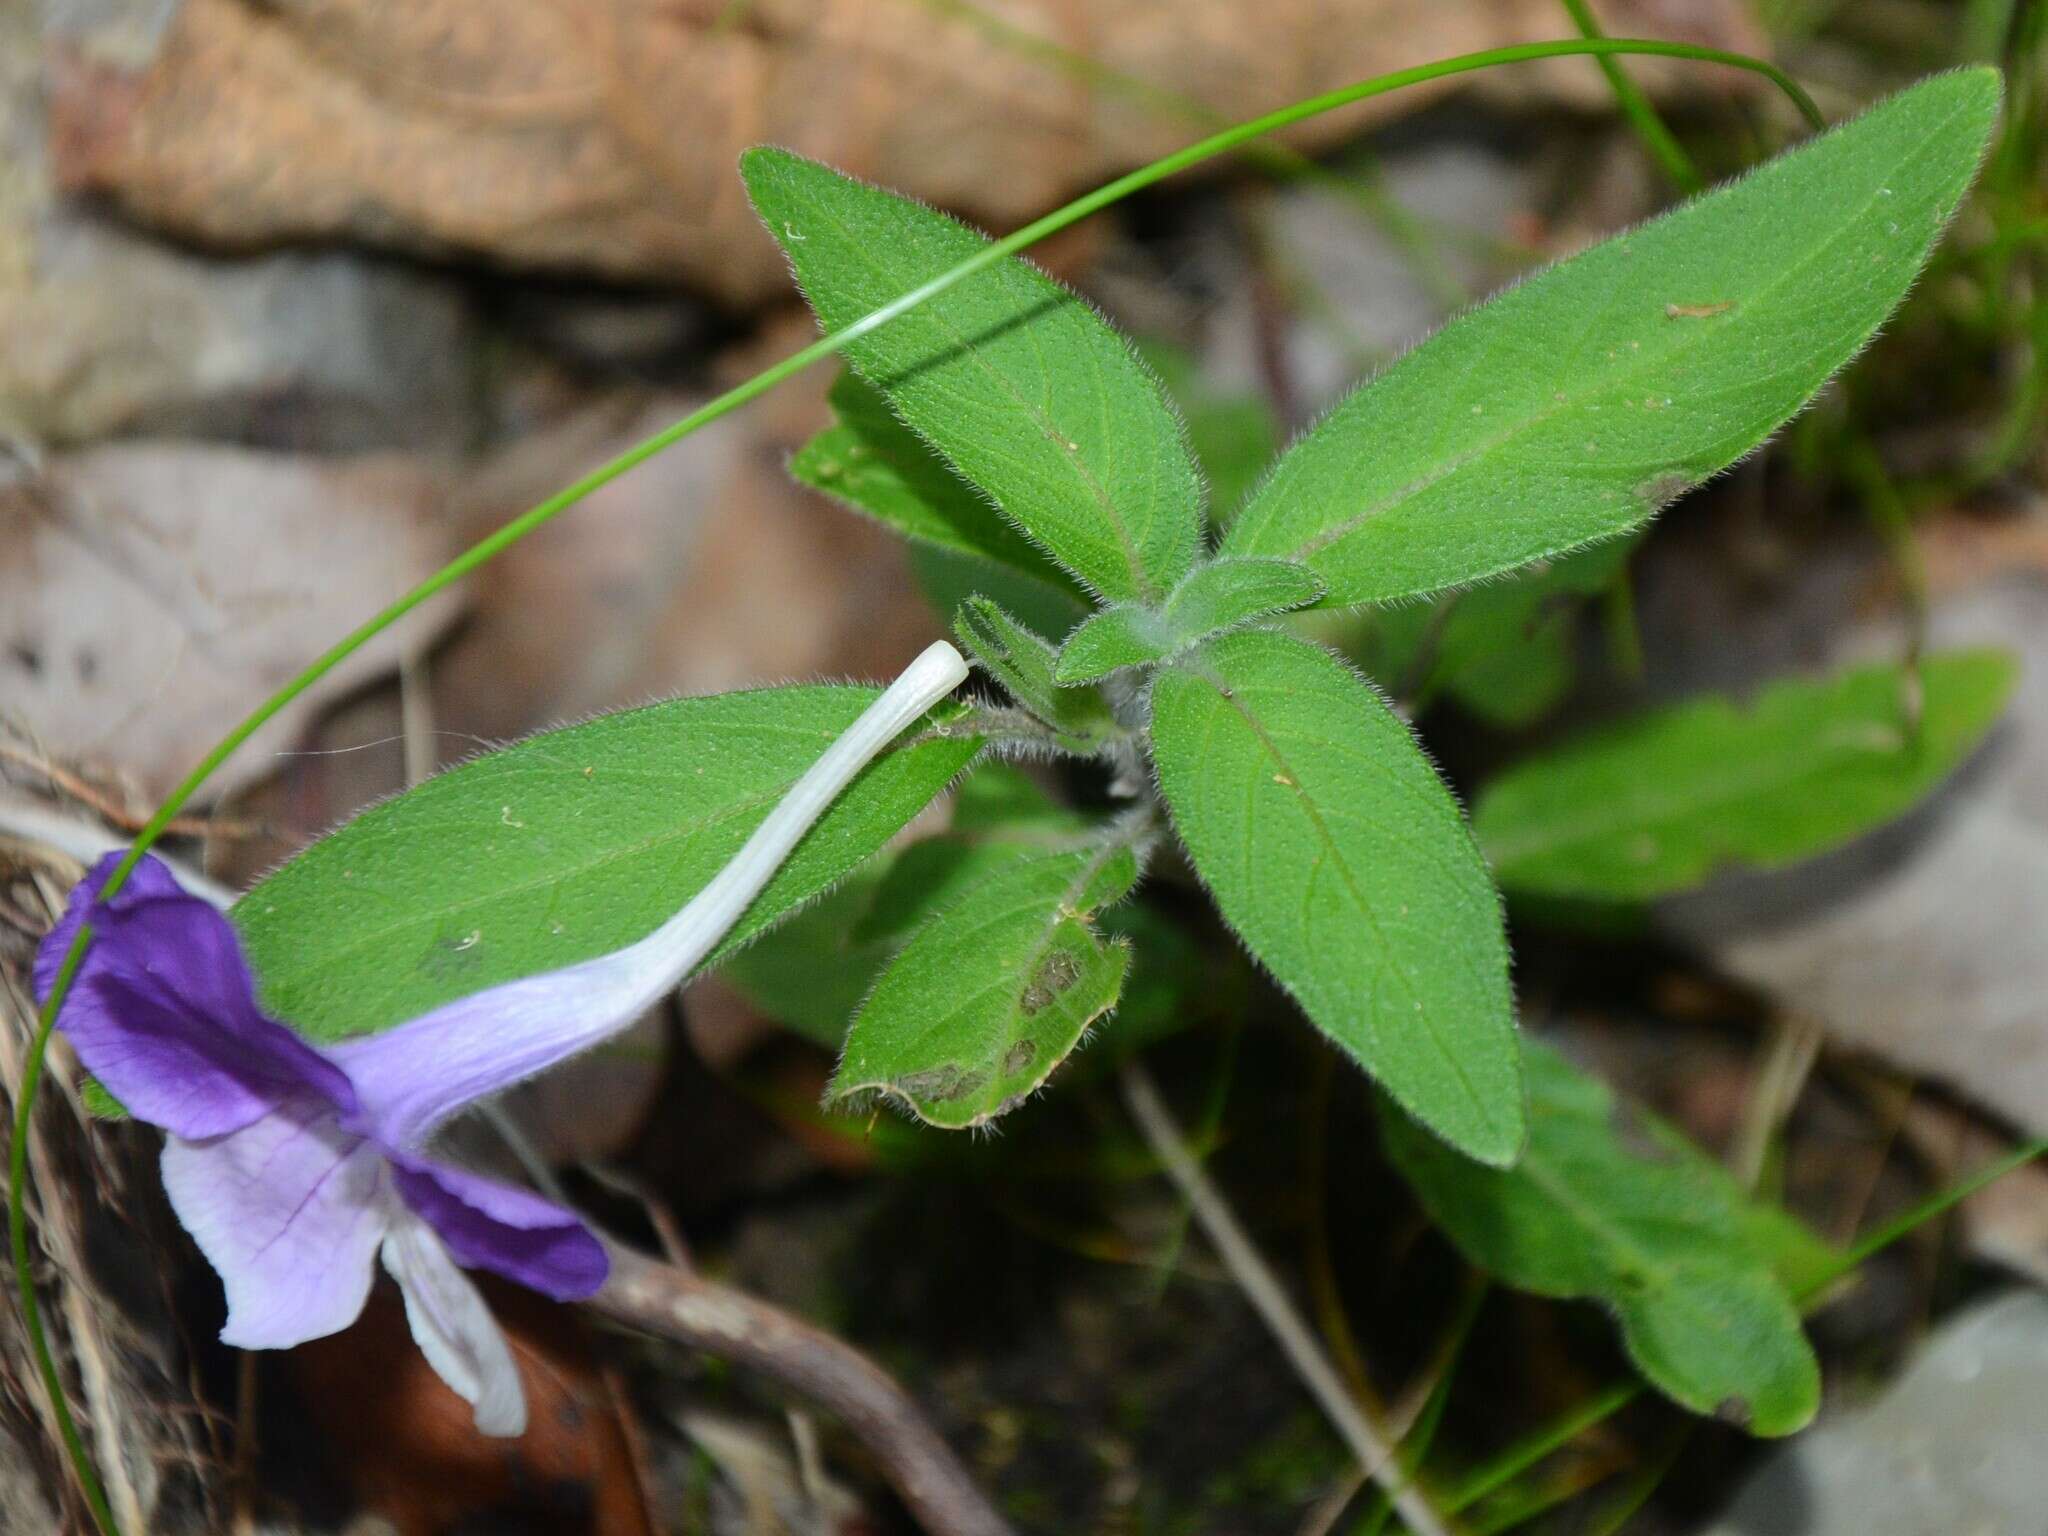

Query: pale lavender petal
[39,852,356,1138]
[160,1095,388,1348]
[389,1154,607,1301]
[381,1211,526,1437]
[333,640,971,1150]
[332,943,666,1150]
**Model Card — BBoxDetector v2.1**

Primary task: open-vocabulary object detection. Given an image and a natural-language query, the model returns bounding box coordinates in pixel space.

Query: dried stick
[588,1240,1013,1536]
[1120,1061,1454,1536]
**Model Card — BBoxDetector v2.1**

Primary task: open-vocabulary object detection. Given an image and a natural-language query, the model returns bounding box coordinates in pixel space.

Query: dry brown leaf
[433,323,937,744]
[49,0,1763,305]
[0,441,462,804]
[290,1281,654,1536]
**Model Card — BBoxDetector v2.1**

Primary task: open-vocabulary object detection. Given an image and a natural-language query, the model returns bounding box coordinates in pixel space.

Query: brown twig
[0,742,259,840]
[587,1240,1013,1536]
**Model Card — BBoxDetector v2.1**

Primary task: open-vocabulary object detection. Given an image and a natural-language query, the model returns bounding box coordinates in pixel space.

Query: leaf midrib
[1249,96,1972,580]
[1183,649,1503,1141]
[796,180,1159,600]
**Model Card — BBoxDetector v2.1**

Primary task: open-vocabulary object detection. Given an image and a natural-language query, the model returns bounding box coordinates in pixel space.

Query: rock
[1703,1291,2048,1536]
[0,440,462,804]
[47,0,1764,306]
[1662,571,2048,1140]
[0,2,479,450]
[1259,137,1548,407]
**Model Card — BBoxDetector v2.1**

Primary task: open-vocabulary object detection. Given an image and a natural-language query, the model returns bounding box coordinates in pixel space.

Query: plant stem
[1121,1061,1453,1536]
[10,39,1823,1530]
[1561,0,1706,195]
[916,0,1471,308]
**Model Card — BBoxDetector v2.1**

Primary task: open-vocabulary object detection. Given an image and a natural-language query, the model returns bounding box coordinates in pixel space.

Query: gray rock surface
[1704,1290,2048,1536]
[1664,576,2048,1139]
[3,1,478,451]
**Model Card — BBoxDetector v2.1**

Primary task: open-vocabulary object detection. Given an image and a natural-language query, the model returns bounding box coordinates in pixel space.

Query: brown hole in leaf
[896,1063,987,1103]
[1021,948,1083,1016]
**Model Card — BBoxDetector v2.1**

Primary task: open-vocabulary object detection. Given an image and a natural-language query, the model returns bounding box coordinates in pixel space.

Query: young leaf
[1163,556,1325,635]
[1382,1042,1825,1436]
[1224,70,2001,607]
[1474,649,2016,900]
[235,687,981,1045]
[722,762,1092,1045]
[1149,628,1522,1163]
[1050,606,1166,687]
[955,597,1119,751]
[1054,556,1326,683]
[743,148,1203,603]
[832,842,1138,1127]
[792,369,1089,606]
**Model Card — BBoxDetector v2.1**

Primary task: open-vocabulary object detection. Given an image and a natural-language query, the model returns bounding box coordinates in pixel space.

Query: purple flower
[38,853,605,1436]
[34,642,969,1437]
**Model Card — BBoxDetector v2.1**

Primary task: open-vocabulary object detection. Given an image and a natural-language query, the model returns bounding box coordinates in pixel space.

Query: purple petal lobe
[381,1212,526,1437]
[333,948,662,1149]
[390,1154,608,1302]
[161,1095,389,1348]
[38,853,356,1137]
[33,852,179,1000]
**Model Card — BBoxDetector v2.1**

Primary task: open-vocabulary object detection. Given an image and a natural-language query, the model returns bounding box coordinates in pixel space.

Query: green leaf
[234,686,981,1045]
[831,841,1138,1127]
[712,866,895,1048]
[955,597,1119,751]
[1223,70,2001,607]
[792,370,1089,606]
[1149,627,1522,1163]
[1050,607,1166,685]
[1474,649,2017,900]
[722,763,1085,1046]
[743,147,1203,604]
[1054,556,1326,683]
[1382,1042,1825,1436]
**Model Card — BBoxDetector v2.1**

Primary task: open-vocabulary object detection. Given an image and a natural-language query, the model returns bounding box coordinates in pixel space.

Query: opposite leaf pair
[750,67,2002,1164]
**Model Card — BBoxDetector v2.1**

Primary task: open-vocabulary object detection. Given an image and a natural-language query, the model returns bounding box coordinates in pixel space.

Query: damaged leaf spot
[1021,947,1083,1015]
[896,1063,988,1103]
[1002,1039,1037,1074]
[1635,471,1694,511]
[1665,301,1734,319]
